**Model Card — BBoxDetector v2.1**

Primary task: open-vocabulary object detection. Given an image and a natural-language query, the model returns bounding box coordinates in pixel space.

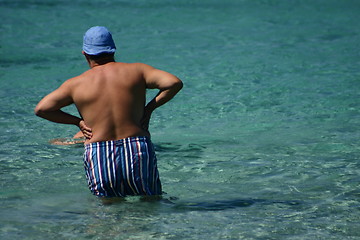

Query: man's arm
[34,81,92,138]
[141,64,183,130]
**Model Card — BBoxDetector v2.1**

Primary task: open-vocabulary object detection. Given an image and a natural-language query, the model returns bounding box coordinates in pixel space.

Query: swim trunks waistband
[84,136,150,150]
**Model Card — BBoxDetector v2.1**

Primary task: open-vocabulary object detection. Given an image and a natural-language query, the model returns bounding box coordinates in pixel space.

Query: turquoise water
[1,0,360,239]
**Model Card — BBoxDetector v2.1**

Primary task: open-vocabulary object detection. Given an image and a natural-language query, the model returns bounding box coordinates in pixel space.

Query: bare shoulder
[125,62,154,72]
[135,63,181,89]
[74,68,94,79]
[129,63,164,78]
[118,62,155,81]
[64,71,89,86]
[52,73,89,100]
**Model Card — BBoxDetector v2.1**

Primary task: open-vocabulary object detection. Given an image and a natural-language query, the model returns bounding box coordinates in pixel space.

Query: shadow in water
[60,197,303,217]
[83,193,303,212]
[165,198,302,211]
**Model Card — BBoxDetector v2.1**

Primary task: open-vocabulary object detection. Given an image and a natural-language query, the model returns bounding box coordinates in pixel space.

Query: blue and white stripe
[83,136,162,197]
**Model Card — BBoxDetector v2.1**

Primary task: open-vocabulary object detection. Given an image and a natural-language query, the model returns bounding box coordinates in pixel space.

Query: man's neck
[89,58,115,68]
[84,53,116,68]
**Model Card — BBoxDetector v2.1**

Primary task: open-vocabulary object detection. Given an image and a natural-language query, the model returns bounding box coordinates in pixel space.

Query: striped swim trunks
[83,136,162,197]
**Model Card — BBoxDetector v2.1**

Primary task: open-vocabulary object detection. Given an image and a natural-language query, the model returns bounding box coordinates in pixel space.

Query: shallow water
[1,0,360,239]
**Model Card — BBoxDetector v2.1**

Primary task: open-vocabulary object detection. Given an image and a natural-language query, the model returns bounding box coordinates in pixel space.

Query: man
[35,26,183,197]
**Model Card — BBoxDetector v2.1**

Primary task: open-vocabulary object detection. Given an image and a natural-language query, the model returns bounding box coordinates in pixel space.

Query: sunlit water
[1,0,360,239]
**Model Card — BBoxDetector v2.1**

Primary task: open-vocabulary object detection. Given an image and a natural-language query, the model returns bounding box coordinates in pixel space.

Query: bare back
[70,62,149,143]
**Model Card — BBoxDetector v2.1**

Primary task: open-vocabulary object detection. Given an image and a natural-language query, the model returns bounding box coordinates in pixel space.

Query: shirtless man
[35,26,183,197]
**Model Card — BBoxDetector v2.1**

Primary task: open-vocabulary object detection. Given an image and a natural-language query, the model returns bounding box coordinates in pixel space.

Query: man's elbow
[34,106,42,117]
[34,105,46,117]
[174,79,183,92]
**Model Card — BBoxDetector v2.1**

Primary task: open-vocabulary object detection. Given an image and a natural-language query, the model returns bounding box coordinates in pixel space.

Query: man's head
[83,26,116,56]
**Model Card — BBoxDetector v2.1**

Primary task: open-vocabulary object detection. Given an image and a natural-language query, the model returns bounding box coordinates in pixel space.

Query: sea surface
[1,0,360,239]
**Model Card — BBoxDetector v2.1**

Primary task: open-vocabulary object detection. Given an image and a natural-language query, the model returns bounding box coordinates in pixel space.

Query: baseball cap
[83,26,116,55]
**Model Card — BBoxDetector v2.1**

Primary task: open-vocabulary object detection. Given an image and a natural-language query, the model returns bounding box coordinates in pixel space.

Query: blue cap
[83,26,116,55]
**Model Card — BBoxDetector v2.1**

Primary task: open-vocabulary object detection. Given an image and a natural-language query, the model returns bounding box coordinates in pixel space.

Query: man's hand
[79,120,92,139]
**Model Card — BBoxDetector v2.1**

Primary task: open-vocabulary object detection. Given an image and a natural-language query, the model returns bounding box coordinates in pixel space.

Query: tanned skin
[35,52,183,144]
